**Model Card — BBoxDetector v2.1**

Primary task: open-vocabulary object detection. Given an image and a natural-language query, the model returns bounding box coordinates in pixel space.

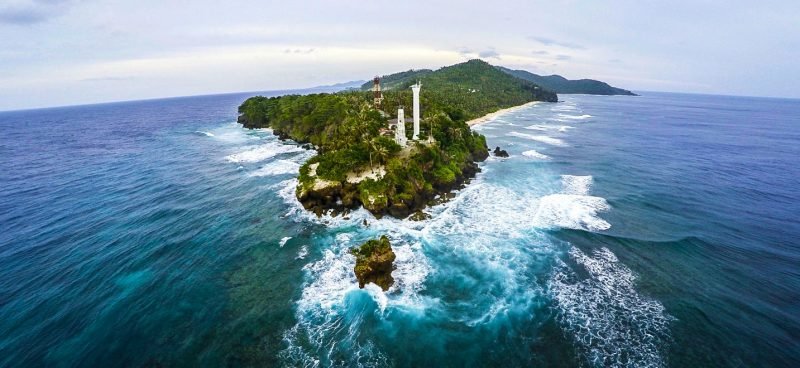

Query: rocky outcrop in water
[351,236,395,290]
[493,146,509,158]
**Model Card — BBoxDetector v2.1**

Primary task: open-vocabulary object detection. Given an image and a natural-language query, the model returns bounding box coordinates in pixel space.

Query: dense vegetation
[497,66,637,95]
[237,59,558,218]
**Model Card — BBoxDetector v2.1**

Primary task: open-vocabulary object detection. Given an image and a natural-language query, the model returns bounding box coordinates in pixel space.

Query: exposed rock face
[409,211,432,221]
[297,152,485,219]
[493,146,509,158]
[350,236,396,291]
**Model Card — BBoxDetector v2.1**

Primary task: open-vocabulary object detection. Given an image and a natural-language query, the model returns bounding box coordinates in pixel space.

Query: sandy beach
[466,101,540,127]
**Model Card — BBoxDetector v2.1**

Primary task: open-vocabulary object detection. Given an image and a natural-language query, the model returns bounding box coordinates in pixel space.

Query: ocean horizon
[1,90,798,367]
[3,88,797,114]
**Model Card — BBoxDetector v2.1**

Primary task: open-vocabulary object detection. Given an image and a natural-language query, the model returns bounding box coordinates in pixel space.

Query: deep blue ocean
[1,90,798,367]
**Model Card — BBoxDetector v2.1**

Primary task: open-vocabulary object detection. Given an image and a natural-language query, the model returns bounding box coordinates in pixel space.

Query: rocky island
[350,236,396,290]
[237,59,558,219]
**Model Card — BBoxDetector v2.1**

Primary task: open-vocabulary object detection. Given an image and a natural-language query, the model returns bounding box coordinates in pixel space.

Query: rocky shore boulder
[493,146,509,158]
[350,236,396,291]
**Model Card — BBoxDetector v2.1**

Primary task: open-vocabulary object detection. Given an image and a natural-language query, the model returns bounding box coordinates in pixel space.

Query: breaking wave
[532,176,610,232]
[225,143,305,163]
[508,132,567,146]
[522,150,550,159]
[558,114,593,120]
[525,124,574,133]
[250,160,301,177]
[533,194,611,232]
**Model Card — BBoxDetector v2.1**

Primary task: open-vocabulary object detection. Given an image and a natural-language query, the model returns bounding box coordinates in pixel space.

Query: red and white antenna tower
[373,76,383,108]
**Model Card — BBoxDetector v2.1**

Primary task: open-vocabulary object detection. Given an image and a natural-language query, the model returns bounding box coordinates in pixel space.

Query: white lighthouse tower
[395,108,407,147]
[411,81,422,140]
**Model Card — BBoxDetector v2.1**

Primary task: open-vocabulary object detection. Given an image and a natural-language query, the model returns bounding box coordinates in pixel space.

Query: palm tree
[373,142,390,166]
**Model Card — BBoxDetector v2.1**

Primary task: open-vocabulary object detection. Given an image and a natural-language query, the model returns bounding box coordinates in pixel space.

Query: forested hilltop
[497,66,637,95]
[237,59,557,218]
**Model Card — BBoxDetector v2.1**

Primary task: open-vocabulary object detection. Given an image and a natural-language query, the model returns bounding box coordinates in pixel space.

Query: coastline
[466,101,541,127]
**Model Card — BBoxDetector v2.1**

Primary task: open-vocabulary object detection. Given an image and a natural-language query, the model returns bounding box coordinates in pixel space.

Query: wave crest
[225,143,305,163]
[522,150,550,159]
[508,132,567,146]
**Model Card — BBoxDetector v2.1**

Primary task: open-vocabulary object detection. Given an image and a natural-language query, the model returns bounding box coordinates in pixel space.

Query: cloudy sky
[1,0,798,110]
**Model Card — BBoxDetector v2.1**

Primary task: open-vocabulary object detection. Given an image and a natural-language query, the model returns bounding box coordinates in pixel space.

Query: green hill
[497,66,637,96]
[372,59,557,122]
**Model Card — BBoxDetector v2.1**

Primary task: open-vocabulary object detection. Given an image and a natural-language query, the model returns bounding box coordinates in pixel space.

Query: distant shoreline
[466,101,541,127]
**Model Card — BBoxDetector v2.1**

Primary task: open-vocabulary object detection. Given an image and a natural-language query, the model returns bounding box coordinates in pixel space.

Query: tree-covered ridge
[238,93,382,153]
[237,59,558,218]
[359,69,433,91]
[365,60,557,122]
[497,66,637,96]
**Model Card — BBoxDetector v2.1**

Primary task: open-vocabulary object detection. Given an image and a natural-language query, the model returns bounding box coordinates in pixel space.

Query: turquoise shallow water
[0,91,798,367]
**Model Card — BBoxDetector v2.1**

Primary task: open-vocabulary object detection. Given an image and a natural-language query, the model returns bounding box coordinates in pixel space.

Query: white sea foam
[296,245,309,260]
[419,182,549,326]
[533,194,610,231]
[525,125,548,131]
[532,175,611,232]
[225,143,305,163]
[473,125,496,131]
[552,104,576,112]
[206,122,268,144]
[524,124,574,133]
[250,160,300,177]
[279,236,292,248]
[522,150,550,159]
[548,247,672,367]
[558,113,592,120]
[425,183,535,239]
[508,132,567,146]
[561,175,593,195]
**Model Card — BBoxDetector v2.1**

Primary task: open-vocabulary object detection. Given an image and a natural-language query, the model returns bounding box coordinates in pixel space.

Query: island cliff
[237,59,558,218]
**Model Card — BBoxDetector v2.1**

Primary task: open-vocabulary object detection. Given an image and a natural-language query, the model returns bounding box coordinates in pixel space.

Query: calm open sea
[0,91,798,367]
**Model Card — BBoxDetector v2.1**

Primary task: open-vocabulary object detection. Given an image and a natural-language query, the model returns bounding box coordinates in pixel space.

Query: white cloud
[1,0,799,109]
